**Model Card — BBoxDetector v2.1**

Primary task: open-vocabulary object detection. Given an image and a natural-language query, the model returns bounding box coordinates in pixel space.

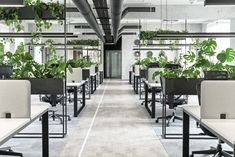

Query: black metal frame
[71,82,87,117]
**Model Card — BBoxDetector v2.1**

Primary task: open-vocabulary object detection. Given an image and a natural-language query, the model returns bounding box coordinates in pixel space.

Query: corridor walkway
[60,79,169,157]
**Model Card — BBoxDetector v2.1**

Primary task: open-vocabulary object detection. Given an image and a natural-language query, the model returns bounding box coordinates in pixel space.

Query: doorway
[105,50,122,78]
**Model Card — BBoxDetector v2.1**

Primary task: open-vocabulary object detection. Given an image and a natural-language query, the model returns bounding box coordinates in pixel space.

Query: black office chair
[0,65,13,79]
[156,64,188,126]
[42,95,71,124]
[191,71,232,157]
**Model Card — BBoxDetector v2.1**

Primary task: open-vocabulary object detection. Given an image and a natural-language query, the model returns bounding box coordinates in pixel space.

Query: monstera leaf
[217,48,235,63]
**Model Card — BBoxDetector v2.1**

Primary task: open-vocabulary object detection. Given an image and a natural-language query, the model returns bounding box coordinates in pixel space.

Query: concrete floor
[59,79,168,157]
[2,79,169,157]
[3,79,232,157]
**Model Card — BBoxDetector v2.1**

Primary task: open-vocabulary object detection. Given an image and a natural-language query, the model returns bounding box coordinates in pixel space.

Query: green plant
[4,43,35,78]
[153,39,235,79]
[67,58,94,69]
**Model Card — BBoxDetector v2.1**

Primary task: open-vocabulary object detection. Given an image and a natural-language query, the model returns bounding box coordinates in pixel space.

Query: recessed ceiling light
[0,0,25,7]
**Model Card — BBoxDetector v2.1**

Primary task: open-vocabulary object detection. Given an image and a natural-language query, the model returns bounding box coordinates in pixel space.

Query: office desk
[143,79,161,118]
[99,71,104,84]
[182,105,201,157]
[67,81,86,117]
[0,105,49,157]
[133,73,140,94]
[90,74,97,94]
[182,106,235,157]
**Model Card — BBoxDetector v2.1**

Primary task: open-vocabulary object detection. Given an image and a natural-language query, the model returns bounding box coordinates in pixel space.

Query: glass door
[105,50,122,78]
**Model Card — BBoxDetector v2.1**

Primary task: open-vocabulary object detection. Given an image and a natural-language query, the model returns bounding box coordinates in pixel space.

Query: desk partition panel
[0,80,31,118]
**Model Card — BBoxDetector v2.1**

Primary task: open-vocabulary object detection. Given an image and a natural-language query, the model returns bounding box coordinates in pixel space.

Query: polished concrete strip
[60,79,168,157]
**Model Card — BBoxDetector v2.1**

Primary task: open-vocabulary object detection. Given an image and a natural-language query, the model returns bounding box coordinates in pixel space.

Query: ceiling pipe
[72,0,105,42]
[110,0,124,43]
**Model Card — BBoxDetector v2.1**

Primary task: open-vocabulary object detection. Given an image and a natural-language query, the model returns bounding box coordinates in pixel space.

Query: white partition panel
[201,81,235,119]
[0,80,31,118]
[67,68,82,83]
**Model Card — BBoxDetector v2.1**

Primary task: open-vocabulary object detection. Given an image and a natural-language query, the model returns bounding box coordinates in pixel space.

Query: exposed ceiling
[38,0,235,42]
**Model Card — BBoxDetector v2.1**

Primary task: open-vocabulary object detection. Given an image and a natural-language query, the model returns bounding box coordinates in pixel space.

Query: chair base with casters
[156,96,187,126]
[156,108,182,126]
[49,108,71,124]
[191,140,233,157]
[0,147,22,157]
[141,88,162,105]
[41,96,71,124]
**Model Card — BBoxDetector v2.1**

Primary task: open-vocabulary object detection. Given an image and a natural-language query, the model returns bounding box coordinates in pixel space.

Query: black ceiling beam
[0,32,76,38]
[205,0,235,5]
[118,25,142,34]
[66,7,79,12]
[74,25,91,29]
[122,7,155,19]
[0,0,24,7]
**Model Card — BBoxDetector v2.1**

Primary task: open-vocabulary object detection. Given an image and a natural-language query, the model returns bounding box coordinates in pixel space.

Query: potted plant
[153,39,235,95]
[1,42,66,94]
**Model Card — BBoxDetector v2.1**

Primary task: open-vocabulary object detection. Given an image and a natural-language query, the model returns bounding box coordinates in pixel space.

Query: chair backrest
[197,71,228,106]
[67,68,82,83]
[147,68,163,83]
[90,65,96,75]
[134,65,140,75]
[0,80,31,118]
[201,80,235,119]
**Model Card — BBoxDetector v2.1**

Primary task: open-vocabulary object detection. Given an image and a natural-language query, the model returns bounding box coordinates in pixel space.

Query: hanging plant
[0,0,64,34]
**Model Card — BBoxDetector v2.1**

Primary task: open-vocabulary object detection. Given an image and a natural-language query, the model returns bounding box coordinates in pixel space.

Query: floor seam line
[77,79,110,157]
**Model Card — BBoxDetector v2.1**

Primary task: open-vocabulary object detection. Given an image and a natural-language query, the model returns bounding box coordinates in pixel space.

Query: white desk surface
[67,81,86,87]
[183,105,201,121]
[143,79,161,88]
[0,104,49,146]
[201,119,235,146]
[133,73,139,77]
[90,73,96,76]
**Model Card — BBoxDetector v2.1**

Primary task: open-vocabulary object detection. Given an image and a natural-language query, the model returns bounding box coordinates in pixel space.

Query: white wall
[122,34,137,80]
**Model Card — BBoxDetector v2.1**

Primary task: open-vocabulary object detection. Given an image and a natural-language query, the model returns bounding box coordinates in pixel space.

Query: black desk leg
[151,87,156,118]
[136,77,139,94]
[83,83,86,107]
[42,111,49,157]
[95,75,97,91]
[129,71,132,84]
[77,83,86,116]
[91,76,94,94]
[133,76,136,92]
[144,83,148,107]
[100,72,102,84]
[233,145,235,157]
[74,86,78,117]
[183,112,190,157]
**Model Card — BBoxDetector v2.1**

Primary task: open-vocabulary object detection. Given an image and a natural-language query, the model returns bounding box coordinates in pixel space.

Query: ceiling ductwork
[110,0,124,42]
[72,0,105,42]
[93,0,113,43]
[121,7,155,19]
